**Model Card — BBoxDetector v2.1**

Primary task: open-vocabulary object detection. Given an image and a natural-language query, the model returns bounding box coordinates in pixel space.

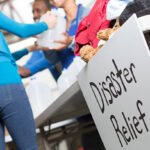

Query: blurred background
[0,0,95,44]
[0,0,95,93]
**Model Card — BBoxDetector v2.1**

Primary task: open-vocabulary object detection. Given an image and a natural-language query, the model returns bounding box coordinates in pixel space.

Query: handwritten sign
[78,15,150,150]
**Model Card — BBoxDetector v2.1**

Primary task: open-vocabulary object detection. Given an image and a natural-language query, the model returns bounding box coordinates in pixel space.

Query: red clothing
[74,0,110,56]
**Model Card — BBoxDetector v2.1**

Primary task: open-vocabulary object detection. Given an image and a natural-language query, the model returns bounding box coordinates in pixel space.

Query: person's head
[32,0,51,22]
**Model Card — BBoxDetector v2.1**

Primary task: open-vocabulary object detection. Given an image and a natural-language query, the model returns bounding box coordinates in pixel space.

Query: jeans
[0,84,37,150]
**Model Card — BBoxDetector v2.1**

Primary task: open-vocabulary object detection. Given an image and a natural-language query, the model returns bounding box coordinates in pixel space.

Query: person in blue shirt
[12,46,59,80]
[48,0,89,69]
[0,11,56,150]
[12,41,60,81]
[12,0,61,80]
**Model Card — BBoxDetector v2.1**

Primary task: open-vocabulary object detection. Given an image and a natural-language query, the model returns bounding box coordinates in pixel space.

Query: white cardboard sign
[78,15,150,150]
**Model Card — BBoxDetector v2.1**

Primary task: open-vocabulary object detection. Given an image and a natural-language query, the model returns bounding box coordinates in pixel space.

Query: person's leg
[48,64,61,81]
[0,84,37,150]
[0,120,5,150]
[44,50,62,80]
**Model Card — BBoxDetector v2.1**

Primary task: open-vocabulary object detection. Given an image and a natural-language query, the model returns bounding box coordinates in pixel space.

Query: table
[34,81,91,150]
[35,81,90,128]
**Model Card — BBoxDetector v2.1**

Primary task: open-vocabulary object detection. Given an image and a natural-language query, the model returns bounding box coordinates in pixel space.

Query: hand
[42,11,57,29]
[18,66,31,77]
[51,32,73,51]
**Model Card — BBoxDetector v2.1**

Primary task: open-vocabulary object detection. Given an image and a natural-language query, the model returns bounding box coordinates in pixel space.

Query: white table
[35,81,90,127]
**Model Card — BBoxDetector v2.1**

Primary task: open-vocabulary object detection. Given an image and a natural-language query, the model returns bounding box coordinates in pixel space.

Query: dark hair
[34,0,51,9]
[44,0,51,9]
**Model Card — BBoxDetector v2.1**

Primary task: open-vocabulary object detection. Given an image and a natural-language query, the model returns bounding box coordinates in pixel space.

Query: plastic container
[37,10,66,49]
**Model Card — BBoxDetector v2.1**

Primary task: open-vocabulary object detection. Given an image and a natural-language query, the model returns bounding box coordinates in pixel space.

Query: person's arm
[12,44,50,61]
[50,32,73,51]
[19,58,50,77]
[25,57,51,75]
[12,48,29,61]
[0,12,56,38]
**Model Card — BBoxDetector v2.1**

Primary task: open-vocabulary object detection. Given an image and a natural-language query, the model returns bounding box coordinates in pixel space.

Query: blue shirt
[12,49,60,81]
[12,49,50,74]
[58,4,89,69]
[24,51,52,74]
[25,51,60,80]
[0,12,48,85]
